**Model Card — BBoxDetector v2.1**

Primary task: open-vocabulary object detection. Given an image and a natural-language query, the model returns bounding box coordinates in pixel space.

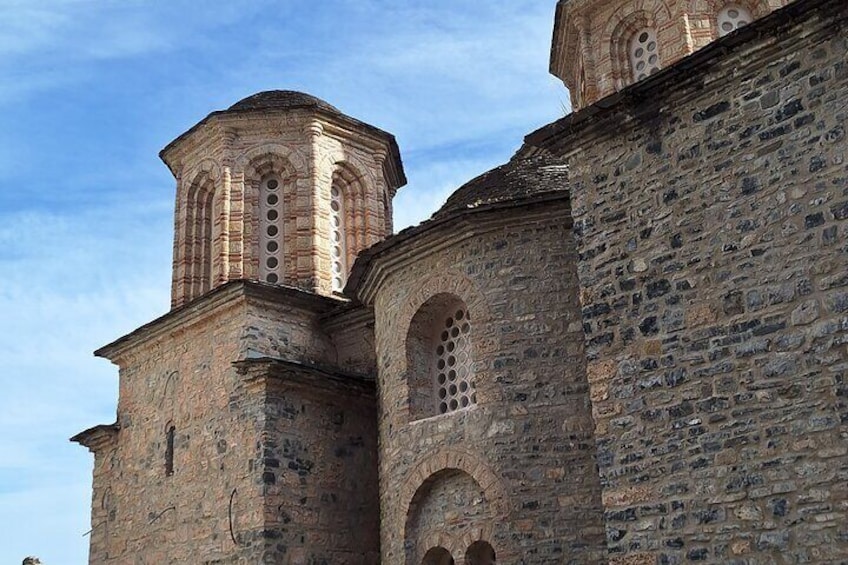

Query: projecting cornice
[94,280,340,365]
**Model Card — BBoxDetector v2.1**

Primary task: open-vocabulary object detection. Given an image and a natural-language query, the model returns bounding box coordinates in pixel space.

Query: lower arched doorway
[465,540,496,565]
[422,546,454,565]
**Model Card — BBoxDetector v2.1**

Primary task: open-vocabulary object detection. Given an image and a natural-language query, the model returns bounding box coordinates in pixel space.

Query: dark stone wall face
[372,210,607,563]
[257,378,380,564]
[556,5,848,564]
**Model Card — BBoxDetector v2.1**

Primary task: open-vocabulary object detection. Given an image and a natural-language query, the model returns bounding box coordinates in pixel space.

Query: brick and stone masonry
[530,0,848,562]
[72,0,848,563]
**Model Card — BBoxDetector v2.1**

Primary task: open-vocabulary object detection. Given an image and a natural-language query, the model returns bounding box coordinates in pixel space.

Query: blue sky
[0,0,568,561]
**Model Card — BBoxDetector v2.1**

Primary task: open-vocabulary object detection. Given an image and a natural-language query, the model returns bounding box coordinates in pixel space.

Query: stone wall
[368,205,607,563]
[550,0,789,110]
[235,359,380,564]
[87,291,263,563]
[80,283,381,564]
[532,1,848,562]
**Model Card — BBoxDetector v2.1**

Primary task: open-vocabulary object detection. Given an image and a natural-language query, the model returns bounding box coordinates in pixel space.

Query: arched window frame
[164,423,176,477]
[184,175,216,299]
[629,27,661,83]
[330,163,368,291]
[406,294,477,420]
[259,173,284,284]
[330,181,347,292]
[606,7,668,92]
[717,4,754,37]
[244,151,296,286]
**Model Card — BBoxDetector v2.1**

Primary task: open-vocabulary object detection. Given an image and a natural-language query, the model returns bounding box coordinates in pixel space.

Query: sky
[0,0,569,561]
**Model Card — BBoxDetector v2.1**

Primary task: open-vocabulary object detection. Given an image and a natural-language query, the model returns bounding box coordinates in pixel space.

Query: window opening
[165,425,175,476]
[717,4,752,37]
[629,28,661,82]
[199,191,213,293]
[330,183,347,291]
[259,175,284,284]
[422,547,455,565]
[434,307,475,415]
[465,541,496,565]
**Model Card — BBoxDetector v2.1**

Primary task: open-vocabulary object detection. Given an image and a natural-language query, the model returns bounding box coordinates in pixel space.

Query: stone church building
[73,0,848,562]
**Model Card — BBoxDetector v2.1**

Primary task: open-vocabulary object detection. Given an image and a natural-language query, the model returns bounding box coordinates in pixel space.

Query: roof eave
[346,192,572,304]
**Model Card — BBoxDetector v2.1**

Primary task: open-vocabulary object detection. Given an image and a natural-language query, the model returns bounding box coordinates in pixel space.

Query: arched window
[406,294,476,420]
[629,28,661,82]
[259,174,284,284]
[433,306,474,415]
[184,176,215,300]
[421,547,454,565]
[717,4,752,37]
[465,541,496,565]
[330,182,347,292]
[165,424,175,476]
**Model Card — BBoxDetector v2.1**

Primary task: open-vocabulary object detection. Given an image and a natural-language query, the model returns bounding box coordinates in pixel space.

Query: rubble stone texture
[73,0,847,563]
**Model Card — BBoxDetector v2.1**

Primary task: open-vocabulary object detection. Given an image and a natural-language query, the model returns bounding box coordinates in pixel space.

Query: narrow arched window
[434,306,475,415]
[198,191,213,293]
[185,178,215,299]
[629,28,661,82]
[406,294,477,420]
[330,182,347,292]
[717,4,752,37]
[465,541,497,565]
[259,175,284,284]
[422,547,454,565]
[165,425,175,476]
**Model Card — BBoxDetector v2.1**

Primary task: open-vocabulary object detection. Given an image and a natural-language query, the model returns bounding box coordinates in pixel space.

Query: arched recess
[607,9,659,90]
[602,0,675,89]
[331,161,369,286]
[403,468,496,565]
[422,547,454,565]
[398,449,510,532]
[561,18,586,109]
[465,541,496,565]
[318,147,383,237]
[391,272,494,374]
[182,170,218,300]
[159,370,179,410]
[406,293,476,420]
[690,0,770,19]
[384,271,501,419]
[240,148,301,284]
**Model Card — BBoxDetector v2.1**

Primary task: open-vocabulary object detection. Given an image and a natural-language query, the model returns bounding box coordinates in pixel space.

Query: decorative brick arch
[318,148,385,241]
[417,531,461,562]
[399,448,510,522]
[562,19,588,109]
[236,145,304,283]
[234,143,307,176]
[602,0,676,88]
[332,160,370,261]
[690,0,772,19]
[400,449,510,564]
[184,157,222,184]
[319,150,380,192]
[393,271,495,373]
[388,270,502,412]
[177,167,220,301]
